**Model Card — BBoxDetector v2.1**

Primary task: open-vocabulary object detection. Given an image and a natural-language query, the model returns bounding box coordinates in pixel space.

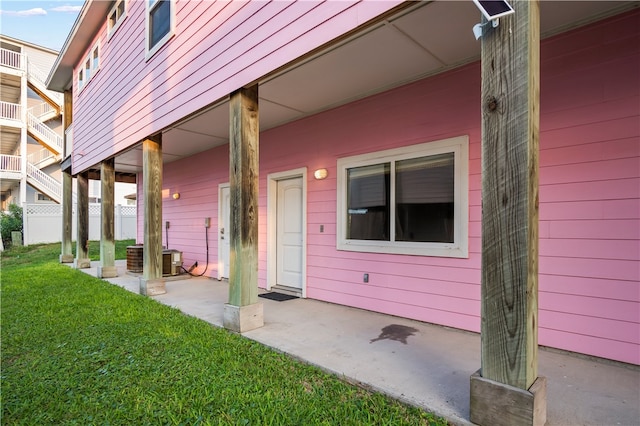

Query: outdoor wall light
[471,0,515,40]
[173,193,180,200]
[314,168,328,180]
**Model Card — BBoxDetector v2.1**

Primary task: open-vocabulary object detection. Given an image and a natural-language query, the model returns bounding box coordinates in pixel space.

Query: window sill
[337,240,469,258]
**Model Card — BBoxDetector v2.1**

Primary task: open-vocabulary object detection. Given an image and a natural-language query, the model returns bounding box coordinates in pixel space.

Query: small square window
[146,0,174,59]
[78,43,99,93]
[84,58,91,81]
[107,0,127,38]
[78,69,84,90]
[92,45,99,71]
[37,193,53,202]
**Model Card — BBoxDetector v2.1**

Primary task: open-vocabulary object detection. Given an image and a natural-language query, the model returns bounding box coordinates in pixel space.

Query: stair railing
[28,102,58,120]
[27,111,63,153]
[26,60,63,105]
[26,162,61,202]
[27,148,57,168]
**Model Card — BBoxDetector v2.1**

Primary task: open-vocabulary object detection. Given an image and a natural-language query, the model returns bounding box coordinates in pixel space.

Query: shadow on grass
[1,242,447,425]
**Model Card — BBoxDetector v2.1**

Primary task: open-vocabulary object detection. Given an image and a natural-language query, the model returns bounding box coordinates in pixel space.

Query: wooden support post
[98,158,117,278]
[60,170,74,263]
[60,90,73,263]
[139,134,166,296]
[223,84,264,333]
[63,89,73,156]
[470,1,546,425]
[74,171,91,269]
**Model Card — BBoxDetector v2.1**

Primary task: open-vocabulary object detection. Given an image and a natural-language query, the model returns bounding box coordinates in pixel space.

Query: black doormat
[258,292,298,302]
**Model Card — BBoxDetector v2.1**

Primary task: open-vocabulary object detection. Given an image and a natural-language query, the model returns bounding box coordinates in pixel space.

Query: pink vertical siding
[72,0,402,176]
[156,11,640,364]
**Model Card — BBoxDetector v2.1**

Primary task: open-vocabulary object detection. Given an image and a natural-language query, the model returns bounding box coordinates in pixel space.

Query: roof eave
[47,0,112,92]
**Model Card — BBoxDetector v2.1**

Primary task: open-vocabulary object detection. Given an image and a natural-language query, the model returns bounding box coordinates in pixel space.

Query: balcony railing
[0,47,63,106]
[0,48,24,71]
[0,155,22,173]
[0,101,22,122]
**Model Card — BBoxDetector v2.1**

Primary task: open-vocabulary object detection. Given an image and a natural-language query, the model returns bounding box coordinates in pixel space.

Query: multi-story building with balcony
[0,35,65,209]
[0,35,136,215]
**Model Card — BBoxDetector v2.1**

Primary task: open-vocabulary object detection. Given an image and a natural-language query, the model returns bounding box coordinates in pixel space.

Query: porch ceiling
[0,179,18,198]
[0,125,20,154]
[113,0,634,175]
[0,74,20,104]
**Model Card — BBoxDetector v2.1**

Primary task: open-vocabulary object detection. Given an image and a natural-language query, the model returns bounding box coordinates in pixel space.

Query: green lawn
[1,242,447,425]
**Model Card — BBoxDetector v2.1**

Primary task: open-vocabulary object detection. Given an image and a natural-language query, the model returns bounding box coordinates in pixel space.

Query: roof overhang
[46,0,112,92]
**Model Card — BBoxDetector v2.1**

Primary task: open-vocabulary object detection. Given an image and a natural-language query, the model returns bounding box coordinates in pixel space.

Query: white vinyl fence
[23,203,137,245]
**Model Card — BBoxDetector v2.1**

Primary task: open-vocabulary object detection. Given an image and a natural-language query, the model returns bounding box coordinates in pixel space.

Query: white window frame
[84,56,91,83]
[107,0,127,39]
[91,42,100,74]
[336,135,469,258]
[77,68,84,91]
[78,42,100,93]
[145,0,175,61]
[36,192,53,203]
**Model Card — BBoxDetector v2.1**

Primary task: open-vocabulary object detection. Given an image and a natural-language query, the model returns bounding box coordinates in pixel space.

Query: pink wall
[151,11,639,365]
[71,0,402,175]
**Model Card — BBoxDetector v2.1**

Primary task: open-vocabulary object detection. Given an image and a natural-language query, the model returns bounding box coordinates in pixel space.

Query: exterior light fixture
[172,193,180,200]
[471,0,515,40]
[314,168,328,180]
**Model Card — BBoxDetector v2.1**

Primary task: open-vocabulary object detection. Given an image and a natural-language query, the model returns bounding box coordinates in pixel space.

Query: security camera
[473,23,484,40]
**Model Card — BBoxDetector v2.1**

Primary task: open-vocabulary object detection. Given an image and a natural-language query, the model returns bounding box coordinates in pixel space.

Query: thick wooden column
[60,89,74,263]
[74,171,91,269]
[139,134,165,296]
[470,1,546,426]
[60,170,74,263]
[223,84,264,333]
[97,158,117,278]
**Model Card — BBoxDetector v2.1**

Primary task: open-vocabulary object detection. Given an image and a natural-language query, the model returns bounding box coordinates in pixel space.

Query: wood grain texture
[152,10,638,364]
[142,135,163,281]
[61,89,74,261]
[228,85,259,307]
[60,170,73,262]
[480,0,540,390]
[75,172,90,264]
[470,370,547,426]
[100,158,115,267]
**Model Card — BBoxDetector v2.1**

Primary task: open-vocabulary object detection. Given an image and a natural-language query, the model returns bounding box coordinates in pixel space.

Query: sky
[0,1,83,51]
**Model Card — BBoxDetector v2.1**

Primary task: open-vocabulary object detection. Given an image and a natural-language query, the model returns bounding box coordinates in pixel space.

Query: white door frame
[217,182,230,281]
[267,168,307,298]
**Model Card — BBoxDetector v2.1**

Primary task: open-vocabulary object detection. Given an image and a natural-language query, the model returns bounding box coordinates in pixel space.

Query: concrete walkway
[81,260,639,425]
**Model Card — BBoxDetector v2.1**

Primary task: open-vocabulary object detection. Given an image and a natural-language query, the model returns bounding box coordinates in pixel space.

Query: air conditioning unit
[162,249,183,276]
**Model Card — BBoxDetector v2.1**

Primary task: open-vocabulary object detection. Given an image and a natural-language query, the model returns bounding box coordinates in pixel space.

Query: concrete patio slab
[80,260,639,425]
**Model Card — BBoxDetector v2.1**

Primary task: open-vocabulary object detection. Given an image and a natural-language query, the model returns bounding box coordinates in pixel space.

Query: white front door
[218,184,230,280]
[276,177,303,289]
